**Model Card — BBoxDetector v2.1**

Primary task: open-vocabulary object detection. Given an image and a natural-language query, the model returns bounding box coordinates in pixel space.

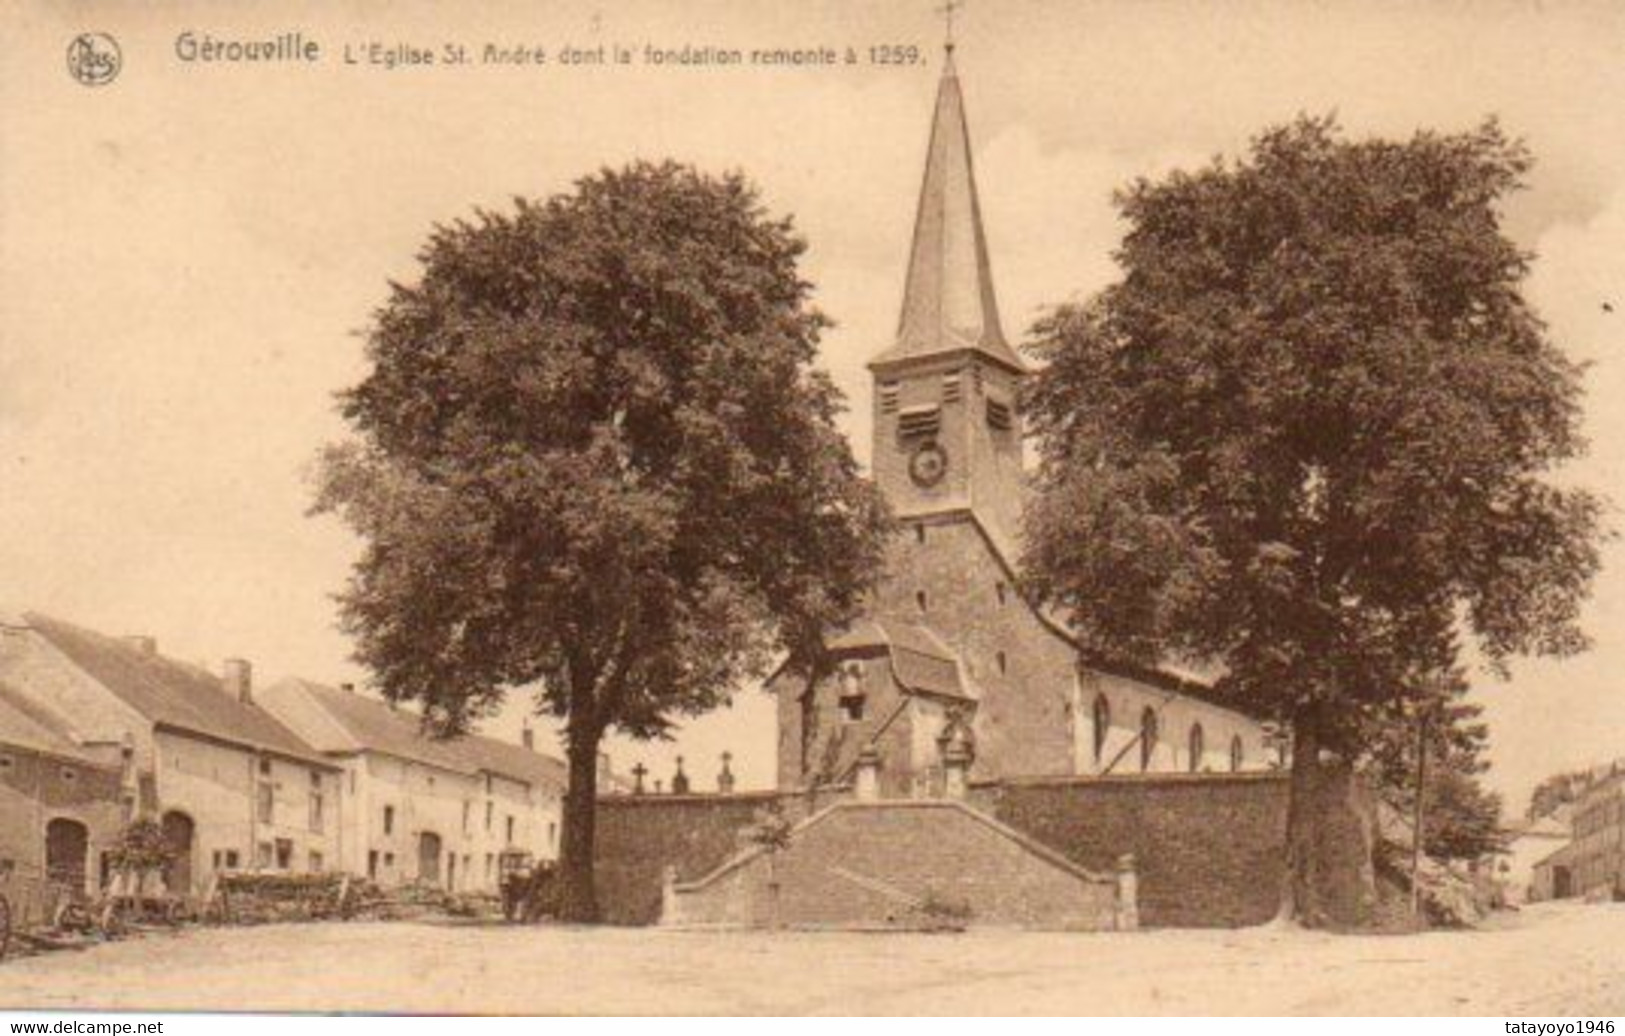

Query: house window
[1092,695,1111,765]
[256,842,274,869]
[383,851,395,868]
[462,801,472,836]
[383,804,395,835]
[995,581,1006,606]
[916,590,928,614]
[996,651,1007,675]
[548,822,557,849]
[1140,708,1159,772]
[0,754,13,772]
[258,758,272,776]
[1230,735,1244,773]
[915,524,926,544]
[485,801,494,832]
[485,853,494,881]
[309,850,324,873]
[1188,723,1205,773]
[309,771,325,833]
[368,850,380,880]
[224,849,239,869]
[256,779,274,824]
[275,839,293,870]
[506,816,515,844]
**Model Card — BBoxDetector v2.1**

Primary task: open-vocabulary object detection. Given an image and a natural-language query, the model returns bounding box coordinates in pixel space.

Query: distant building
[1565,770,1624,900]
[0,679,130,926]
[771,49,1269,796]
[1500,807,1572,904]
[0,612,342,898]
[259,678,565,892]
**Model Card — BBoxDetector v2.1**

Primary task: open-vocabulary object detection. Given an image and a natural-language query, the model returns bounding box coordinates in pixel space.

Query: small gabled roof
[827,618,975,702]
[24,612,330,768]
[0,680,107,766]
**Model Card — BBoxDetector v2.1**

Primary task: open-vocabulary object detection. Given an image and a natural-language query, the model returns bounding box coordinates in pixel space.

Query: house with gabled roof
[259,677,564,892]
[0,611,341,899]
[0,679,131,926]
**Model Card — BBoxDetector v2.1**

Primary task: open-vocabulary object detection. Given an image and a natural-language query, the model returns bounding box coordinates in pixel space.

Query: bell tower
[870,47,1028,546]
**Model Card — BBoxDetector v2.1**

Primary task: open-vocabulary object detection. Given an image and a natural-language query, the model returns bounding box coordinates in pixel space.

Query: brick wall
[973,772,1290,928]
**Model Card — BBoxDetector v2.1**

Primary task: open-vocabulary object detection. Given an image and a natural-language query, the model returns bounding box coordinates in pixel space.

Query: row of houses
[0,610,569,922]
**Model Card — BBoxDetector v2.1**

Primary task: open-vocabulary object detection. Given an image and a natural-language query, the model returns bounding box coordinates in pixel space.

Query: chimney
[124,635,157,656]
[222,658,253,705]
[522,723,535,751]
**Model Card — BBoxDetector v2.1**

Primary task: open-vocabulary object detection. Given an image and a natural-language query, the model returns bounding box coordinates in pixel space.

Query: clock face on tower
[908,441,948,488]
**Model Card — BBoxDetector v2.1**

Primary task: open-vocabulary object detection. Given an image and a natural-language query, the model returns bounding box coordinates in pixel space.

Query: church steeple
[871,49,1025,374]
[868,45,1029,545]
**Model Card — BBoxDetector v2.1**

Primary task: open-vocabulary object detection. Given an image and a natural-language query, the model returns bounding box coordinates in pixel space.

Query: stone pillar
[1115,853,1140,931]
[942,743,970,800]
[659,865,681,926]
[855,746,882,801]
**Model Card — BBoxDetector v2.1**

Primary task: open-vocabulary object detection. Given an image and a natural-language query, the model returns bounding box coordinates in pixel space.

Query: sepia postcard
[2,0,1624,1020]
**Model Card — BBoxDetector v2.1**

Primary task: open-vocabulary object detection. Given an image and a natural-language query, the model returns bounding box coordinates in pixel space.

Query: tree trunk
[554,719,603,924]
[1278,713,1378,929]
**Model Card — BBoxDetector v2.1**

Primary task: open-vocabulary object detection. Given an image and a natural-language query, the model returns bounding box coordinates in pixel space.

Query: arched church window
[1139,707,1158,772]
[1188,723,1204,773]
[1092,694,1110,764]
[1230,735,1244,773]
[986,398,1013,431]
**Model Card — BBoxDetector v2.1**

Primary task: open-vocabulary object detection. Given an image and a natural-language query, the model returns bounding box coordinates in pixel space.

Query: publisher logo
[67,32,121,86]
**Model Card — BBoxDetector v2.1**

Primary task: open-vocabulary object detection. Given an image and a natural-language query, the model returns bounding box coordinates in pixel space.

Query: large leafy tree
[315,162,890,921]
[1023,117,1603,926]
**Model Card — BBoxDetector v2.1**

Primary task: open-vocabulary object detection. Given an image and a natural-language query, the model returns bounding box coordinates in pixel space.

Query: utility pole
[1410,705,1431,925]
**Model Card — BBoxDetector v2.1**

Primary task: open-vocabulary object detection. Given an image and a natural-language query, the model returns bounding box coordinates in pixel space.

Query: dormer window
[986,398,1013,431]
[898,404,941,439]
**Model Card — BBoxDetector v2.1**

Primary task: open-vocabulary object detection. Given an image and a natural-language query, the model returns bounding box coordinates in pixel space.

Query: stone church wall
[973,771,1290,928]
[595,771,1289,928]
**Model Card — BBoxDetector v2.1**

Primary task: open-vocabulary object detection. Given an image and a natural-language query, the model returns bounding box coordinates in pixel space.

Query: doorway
[44,817,89,895]
[161,811,195,894]
[418,831,442,884]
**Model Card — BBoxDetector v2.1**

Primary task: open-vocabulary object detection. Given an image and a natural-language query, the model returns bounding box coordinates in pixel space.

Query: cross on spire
[937,0,963,52]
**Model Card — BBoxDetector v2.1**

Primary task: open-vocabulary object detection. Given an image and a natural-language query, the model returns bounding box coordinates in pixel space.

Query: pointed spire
[873,49,1025,373]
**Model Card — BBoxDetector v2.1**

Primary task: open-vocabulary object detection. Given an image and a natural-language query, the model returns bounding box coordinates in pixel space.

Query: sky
[3,0,1623,808]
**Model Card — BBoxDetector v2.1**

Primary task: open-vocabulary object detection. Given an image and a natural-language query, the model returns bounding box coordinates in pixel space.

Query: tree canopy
[314,161,890,919]
[1023,116,1604,923]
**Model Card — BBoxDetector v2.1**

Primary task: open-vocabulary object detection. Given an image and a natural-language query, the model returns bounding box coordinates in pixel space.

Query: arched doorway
[418,831,442,884]
[161,811,195,895]
[45,818,89,895]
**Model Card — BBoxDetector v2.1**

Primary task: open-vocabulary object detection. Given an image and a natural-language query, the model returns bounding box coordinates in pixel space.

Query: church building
[773,49,1270,797]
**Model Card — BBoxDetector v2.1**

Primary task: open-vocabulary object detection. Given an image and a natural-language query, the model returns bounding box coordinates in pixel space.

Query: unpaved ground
[2,901,1621,1015]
